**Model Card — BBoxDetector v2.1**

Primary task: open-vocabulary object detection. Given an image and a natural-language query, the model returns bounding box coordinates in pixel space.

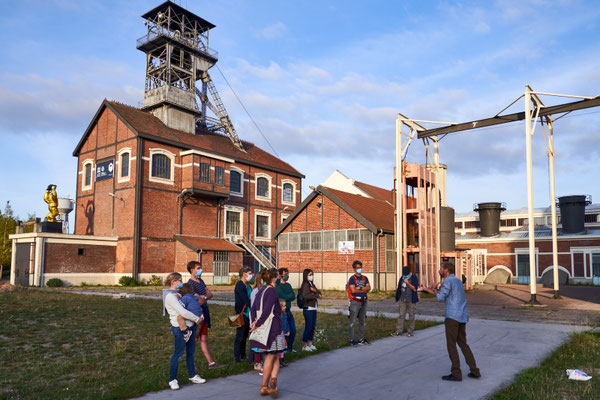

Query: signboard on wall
[338,241,355,254]
[96,159,114,181]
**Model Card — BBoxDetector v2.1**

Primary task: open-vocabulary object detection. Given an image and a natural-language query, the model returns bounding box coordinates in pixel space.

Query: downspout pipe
[132,138,143,281]
[375,229,384,291]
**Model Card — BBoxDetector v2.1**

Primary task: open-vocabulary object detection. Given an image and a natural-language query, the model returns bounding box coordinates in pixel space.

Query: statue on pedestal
[44,184,59,222]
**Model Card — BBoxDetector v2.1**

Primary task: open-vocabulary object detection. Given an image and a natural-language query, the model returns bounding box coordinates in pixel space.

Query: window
[278,234,289,252]
[151,154,171,179]
[283,183,293,203]
[311,232,322,251]
[500,218,517,227]
[385,234,395,272]
[592,254,600,278]
[257,177,269,198]
[585,214,598,223]
[82,160,94,190]
[117,149,131,183]
[347,229,359,245]
[120,153,129,178]
[359,230,373,250]
[226,211,241,236]
[464,221,480,229]
[288,233,300,251]
[199,163,210,182]
[454,221,463,229]
[230,168,243,196]
[323,231,335,251]
[215,167,224,185]
[256,214,270,239]
[300,233,311,251]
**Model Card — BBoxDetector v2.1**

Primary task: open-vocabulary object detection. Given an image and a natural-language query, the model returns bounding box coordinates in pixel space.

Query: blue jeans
[302,309,317,343]
[285,309,296,351]
[169,325,197,381]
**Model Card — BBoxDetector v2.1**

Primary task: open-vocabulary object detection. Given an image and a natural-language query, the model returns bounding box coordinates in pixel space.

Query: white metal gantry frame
[403,85,600,303]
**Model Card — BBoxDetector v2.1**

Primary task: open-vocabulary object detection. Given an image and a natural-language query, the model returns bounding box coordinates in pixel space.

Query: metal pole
[525,86,539,304]
[546,118,561,299]
[395,117,403,283]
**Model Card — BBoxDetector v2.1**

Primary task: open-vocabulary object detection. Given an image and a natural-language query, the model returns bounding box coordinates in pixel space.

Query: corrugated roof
[325,187,395,232]
[175,236,244,252]
[456,226,600,241]
[74,101,303,178]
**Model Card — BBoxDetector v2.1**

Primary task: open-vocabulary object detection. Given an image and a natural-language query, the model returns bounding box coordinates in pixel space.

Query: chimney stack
[474,202,506,237]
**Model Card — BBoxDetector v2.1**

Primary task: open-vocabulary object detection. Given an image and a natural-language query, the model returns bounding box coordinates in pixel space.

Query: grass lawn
[0,288,438,400]
[490,330,599,400]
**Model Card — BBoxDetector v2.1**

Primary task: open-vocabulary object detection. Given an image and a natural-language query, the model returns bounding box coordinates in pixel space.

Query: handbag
[249,287,275,346]
[228,305,246,328]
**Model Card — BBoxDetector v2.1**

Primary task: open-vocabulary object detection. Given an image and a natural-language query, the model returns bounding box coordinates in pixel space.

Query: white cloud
[255,22,287,39]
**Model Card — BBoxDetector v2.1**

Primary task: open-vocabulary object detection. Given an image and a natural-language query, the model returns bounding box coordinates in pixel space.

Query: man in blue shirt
[421,262,481,382]
[347,260,371,346]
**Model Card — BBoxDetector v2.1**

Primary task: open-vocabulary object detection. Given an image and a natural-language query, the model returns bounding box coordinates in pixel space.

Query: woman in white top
[164,272,205,390]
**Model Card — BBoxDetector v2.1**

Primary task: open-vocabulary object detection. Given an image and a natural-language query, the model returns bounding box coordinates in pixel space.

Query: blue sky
[1,0,600,223]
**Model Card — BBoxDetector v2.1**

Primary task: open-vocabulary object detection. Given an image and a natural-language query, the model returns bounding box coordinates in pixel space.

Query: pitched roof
[325,187,395,232]
[174,236,244,252]
[73,100,303,178]
[353,180,393,203]
[274,185,395,236]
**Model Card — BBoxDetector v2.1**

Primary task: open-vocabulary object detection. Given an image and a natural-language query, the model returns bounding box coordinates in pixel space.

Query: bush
[118,276,138,287]
[46,278,63,287]
[148,275,162,286]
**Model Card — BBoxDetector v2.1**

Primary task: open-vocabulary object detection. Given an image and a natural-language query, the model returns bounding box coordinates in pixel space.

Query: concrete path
[133,319,588,400]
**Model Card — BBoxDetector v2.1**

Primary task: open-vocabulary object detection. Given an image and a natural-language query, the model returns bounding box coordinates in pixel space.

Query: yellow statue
[44,184,59,222]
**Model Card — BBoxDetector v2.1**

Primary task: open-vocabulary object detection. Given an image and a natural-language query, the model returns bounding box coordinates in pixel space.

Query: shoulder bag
[249,287,275,346]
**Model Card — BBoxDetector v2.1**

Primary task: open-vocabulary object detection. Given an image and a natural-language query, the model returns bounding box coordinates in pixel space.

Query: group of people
[164,259,480,395]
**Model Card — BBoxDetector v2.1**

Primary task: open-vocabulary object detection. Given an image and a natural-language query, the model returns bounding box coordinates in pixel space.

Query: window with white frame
[281,180,295,204]
[224,206,243,238]
[230,167,243,196]
[149,149,174,184]
[117,149,131,183]
[255,210,271,239]
[255,173,271,200]
[82,160,94,191]
[516,248,538,277]
[277,229,374,252]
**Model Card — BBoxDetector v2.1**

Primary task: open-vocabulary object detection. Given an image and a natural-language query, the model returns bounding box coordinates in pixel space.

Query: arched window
[257,177,269,197]
[120,152,130,178]
[230,170,241,194]
[151,154,171,179]
[82,159,94,191]
[283,183,293,202]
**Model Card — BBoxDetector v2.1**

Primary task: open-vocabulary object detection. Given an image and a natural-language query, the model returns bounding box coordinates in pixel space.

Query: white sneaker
[169,379,179,390]
[309,345,317,351]
[302,345,310,351]
[189,375,206,384]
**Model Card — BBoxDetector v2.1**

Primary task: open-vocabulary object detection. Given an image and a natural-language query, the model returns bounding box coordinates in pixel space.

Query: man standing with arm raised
[421,262,481,382]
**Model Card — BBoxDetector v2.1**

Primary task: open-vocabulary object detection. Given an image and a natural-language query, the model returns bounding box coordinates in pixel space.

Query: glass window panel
[300,233,311,251]
[226,211,240,236]
[278,234,289,252]
[257,177,269,197]
[256,215,269,238]
[283,183,293,202]
[151,154,170,179]
[230,171,241,193]
[323,231,335,251]
[215,167,224,185]
[288,233,299,251]
[311,232,322,251]
[120,153,129,177]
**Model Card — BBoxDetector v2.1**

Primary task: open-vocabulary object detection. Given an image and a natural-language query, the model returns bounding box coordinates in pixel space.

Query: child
[279,300,291,367]
[177,283,204,342]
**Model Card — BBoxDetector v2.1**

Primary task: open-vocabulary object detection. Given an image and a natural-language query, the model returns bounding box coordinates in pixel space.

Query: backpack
[296,290,305,309]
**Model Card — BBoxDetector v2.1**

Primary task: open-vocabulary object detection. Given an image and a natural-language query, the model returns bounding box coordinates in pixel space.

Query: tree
[1,201,18,280]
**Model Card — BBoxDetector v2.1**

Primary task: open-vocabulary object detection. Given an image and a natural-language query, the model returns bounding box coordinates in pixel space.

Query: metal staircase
[196,71,245,152]
[239,238,276,270]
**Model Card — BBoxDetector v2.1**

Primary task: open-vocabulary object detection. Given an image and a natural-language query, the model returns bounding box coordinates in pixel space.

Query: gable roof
[353,180,393,203]
[175,235,244,252]
[274,184,395,237]
[73,100,304,178]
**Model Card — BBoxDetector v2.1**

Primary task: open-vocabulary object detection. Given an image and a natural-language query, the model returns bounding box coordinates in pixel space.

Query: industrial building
[10,1,302,286]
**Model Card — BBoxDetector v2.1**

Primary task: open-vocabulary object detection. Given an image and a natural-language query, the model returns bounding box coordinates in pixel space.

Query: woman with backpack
[299,268,322,352]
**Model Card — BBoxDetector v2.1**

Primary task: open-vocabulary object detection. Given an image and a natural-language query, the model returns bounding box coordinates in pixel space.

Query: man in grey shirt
[421,262,481,382]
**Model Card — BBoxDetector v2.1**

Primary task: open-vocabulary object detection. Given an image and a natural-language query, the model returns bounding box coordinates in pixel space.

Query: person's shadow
[84,200,94,235]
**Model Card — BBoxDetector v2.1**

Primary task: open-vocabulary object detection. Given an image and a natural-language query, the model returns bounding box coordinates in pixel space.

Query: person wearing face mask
[233,266,253,363]
[300,268,322,351]
[163,272,205,390]
[347,260,371,346]
[275,267,296,353]
[391,266,419,337]
[186,261,218,369]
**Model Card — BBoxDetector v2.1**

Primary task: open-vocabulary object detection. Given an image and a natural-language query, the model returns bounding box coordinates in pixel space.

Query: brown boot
[269,377,278,398]
[260,385,270,396]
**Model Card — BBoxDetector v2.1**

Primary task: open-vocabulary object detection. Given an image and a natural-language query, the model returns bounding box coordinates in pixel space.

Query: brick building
[274,171,398,290]
[10,1,303,286]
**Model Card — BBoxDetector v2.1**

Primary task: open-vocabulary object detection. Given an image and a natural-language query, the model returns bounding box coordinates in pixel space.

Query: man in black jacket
[233,266,252,363]
[392,266,419,337]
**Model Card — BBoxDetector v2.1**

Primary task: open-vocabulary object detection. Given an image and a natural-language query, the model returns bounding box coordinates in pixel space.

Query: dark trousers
[444,318,480,379]
[302,309,317,343]
[285,309,296,351]
[233,315,249,362]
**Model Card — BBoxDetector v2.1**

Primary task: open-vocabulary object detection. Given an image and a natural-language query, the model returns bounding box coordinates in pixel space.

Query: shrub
[148,275,162,286]
[46,278,63,287]
[118,276,137,287]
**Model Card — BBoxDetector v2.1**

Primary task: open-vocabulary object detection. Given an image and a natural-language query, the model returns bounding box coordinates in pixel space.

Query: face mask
[308,275,313,282]
[356,268,363,274]
[282,275,289,282]
[403,274,410,279]
[262,282,267,286]
[176,282,183,290]
[195,270,202,278]
[247,274,253,281]
[276,278,281,285]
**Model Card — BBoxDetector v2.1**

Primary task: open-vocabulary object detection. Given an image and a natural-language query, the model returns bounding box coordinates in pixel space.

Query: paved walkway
[133,319,588,400]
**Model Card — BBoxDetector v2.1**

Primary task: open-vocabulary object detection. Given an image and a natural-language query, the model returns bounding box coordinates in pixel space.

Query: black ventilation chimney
[440,206,455,251]
[558,195,591,234]
[474,202,506,237]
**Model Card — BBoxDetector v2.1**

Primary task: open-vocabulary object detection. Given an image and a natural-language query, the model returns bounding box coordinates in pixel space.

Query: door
[517,253,531,285]
[592,253,600,286]
[14,243,31,286]
[470,250,486,284]
[213,251,230,285]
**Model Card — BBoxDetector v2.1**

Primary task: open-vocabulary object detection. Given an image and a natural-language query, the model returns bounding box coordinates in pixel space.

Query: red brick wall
[44,243,116,273]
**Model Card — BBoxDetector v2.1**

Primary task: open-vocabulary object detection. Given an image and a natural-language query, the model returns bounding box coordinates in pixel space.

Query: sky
[1,0,600,224]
